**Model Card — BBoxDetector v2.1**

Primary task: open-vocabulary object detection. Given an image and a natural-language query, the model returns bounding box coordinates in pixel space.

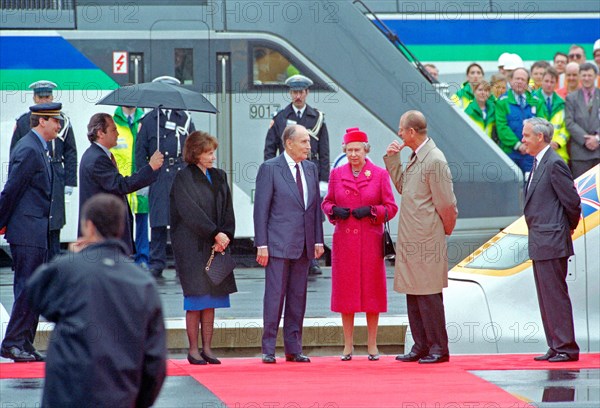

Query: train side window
[175,48,193,85]
[252,46,302,85]
[465,234,529,270]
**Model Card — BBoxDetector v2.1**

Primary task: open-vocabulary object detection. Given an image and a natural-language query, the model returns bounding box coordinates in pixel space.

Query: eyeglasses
[569,53,583,59]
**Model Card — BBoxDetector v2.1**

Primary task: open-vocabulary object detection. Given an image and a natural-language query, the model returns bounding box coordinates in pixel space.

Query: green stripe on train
[0,69,118,91]
[406,44,582,62]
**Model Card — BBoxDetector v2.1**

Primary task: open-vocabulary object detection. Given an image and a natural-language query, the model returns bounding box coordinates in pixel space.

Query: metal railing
[1,0,76,28]
[1,0,74,10]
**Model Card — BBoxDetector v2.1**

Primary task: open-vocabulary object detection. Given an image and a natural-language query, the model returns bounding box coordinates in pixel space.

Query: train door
[222,38,333,237]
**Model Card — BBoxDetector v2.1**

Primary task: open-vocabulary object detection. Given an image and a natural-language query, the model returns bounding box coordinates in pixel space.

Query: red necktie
[110,153,118,169]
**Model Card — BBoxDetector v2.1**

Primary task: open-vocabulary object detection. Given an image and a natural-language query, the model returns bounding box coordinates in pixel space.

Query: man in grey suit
[254,124,324,364]
[565,62,600,178]
[521,117,581,363]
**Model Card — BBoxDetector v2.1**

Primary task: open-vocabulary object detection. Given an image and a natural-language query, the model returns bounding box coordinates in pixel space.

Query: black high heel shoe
[187,353,207,365]
[201,350,222,365]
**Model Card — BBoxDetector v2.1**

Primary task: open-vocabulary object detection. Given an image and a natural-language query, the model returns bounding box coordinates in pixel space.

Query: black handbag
[205,248,236,285]
[383,210,396,260]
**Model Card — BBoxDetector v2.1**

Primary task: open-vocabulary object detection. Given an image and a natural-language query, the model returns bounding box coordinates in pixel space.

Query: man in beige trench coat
[384,110,458,364]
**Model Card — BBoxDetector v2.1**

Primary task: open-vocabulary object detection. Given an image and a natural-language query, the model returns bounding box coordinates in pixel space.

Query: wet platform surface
[473,369,600,407]
[1,264,407,320]
[0,376,225,408]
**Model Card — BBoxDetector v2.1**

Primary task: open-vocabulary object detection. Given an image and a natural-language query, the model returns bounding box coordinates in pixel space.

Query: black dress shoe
[285,353,311,362]
[0,347,36,362]
[30,350,45,362]
[262,354,276,364]
[396,351,426,362]
[419,354,450,364]
[308,265,322,275]
[187,353,207,365]
[548,353,578,362]
[200,350,221,365]
[534,350,556,361]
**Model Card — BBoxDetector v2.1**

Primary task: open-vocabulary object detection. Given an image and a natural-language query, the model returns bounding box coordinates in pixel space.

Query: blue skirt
[184,294,230,311]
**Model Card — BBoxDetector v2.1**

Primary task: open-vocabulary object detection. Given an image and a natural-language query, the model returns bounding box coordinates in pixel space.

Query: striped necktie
[110,153,118,169]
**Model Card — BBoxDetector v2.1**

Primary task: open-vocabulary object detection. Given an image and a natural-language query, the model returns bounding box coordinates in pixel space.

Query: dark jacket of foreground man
[26,239,167,408]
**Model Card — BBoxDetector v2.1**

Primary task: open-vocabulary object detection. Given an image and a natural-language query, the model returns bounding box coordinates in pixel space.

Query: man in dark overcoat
[135,76,195,279]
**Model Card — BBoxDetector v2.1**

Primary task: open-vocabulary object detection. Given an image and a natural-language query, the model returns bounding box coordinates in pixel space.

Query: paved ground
[0,264,407,321]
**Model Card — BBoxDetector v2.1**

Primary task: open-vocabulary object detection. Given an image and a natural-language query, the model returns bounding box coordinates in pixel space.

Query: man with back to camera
[11,80,77,261]
[255,124,324,364]
[384,110,458,364]
[26,193,167,406]
[520,117,581,363]
[264,74,330,276]
[79,113,164,255]
[0,103,64,362]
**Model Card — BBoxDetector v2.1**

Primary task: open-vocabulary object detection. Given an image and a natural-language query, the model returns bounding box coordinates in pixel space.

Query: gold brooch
[365,170,371,178]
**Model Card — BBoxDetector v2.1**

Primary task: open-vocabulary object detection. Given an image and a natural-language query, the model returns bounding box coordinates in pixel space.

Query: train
[1,0,599,266]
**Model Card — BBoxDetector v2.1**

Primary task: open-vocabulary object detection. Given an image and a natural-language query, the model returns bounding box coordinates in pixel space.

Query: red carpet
[2,353,599,407]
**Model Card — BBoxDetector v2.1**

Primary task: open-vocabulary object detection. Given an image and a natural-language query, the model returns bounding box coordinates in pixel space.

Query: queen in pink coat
[322,128,398,361]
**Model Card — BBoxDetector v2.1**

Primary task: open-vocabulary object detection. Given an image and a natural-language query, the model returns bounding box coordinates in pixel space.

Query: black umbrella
[96,81,218,149]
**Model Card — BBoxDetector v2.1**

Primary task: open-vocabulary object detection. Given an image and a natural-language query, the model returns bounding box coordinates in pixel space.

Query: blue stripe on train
[379,18,600,45]
[0,36,97,69]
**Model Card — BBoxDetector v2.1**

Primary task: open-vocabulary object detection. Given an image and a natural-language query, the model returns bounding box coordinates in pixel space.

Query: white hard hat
[497,52,511,68]
[504,53,525,70]
[593,39,600,54]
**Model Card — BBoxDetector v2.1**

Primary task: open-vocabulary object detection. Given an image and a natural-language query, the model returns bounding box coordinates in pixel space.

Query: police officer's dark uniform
[263,75,330,275]
[135,76,195,279]
[1,103,64,362]
[10,81,77,261]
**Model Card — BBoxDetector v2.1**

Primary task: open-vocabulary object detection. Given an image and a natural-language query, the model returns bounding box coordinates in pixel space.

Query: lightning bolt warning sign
[113,52,128,74]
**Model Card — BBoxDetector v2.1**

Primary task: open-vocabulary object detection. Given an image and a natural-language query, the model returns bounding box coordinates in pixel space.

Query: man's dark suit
[565,88,600,178]
[79,143,158,254]
[524,147,581,359]
[11,111,78,260]
[254,154,323,355]
[0,131,52,354]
